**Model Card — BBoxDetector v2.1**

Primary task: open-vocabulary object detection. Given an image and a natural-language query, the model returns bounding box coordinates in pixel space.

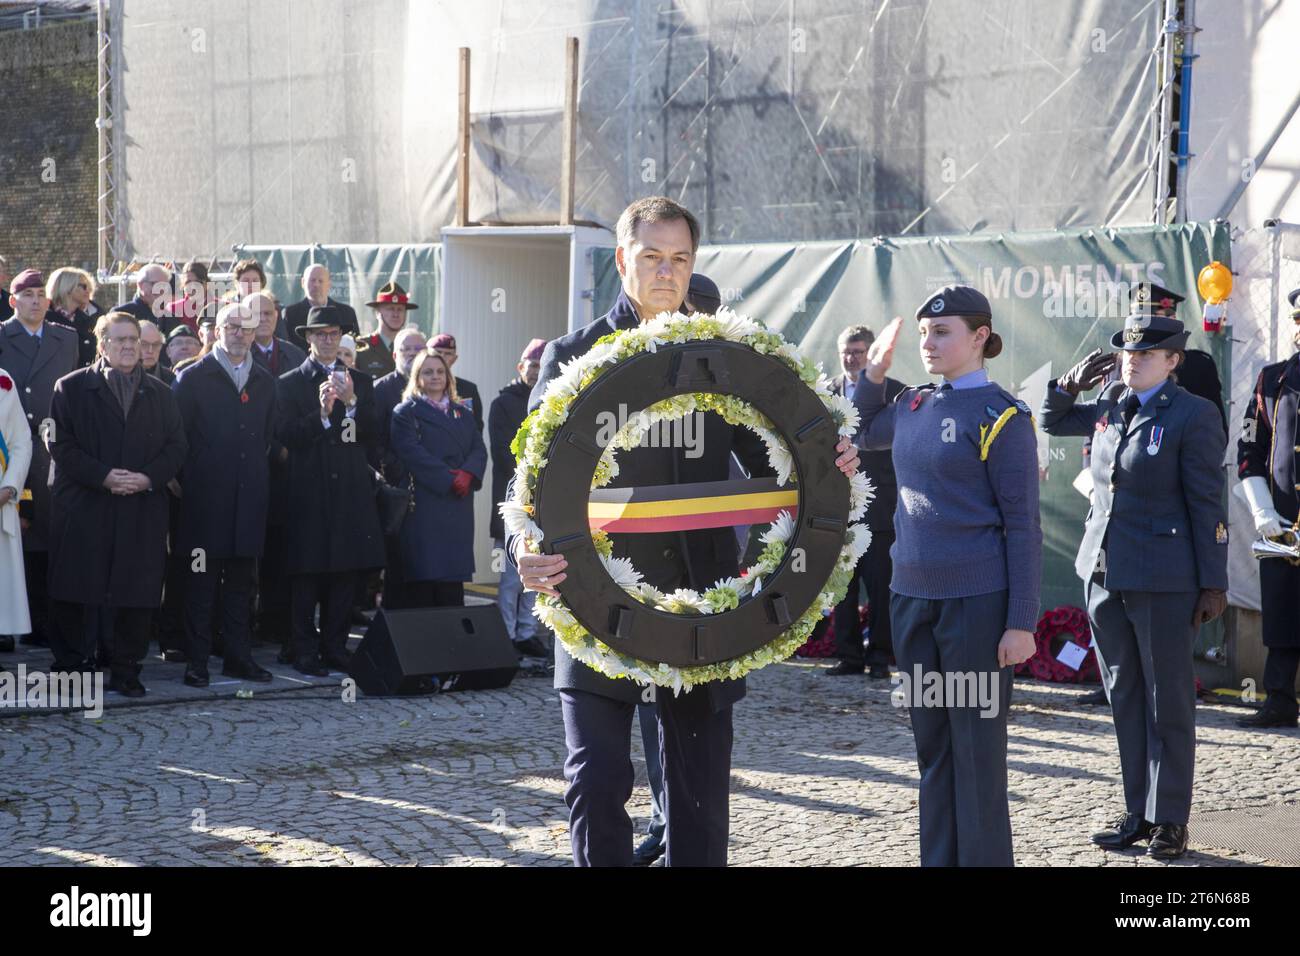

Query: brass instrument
[1252,522,1300,566]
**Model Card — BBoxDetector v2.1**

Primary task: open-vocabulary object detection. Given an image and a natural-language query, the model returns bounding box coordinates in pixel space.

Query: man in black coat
[116,264,172,331]
[826,324,903,679]
[46,312,187,696]
[0,270,79,651]
[490,337,547,657]
[278,264,359,349]
[173,302,278,686]
[246,290,306,648]
[276,305,386,676]
[508,197,860,866]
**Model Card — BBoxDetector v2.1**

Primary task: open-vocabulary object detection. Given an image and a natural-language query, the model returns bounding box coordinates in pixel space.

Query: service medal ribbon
[1146,424,1164,456]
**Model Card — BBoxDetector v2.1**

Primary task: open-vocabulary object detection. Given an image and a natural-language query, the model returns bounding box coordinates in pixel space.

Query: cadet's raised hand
[1058,348,1116,396]
[862,316,903,385]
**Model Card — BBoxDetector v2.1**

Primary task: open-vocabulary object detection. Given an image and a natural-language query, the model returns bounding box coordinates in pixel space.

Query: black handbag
[374,472,413,537]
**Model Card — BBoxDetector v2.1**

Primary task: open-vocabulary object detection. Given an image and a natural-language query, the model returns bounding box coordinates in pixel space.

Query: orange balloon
[1197,261,1233,304]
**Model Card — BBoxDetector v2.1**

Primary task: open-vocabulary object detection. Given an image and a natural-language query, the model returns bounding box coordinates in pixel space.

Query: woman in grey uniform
[854,285,1042,867]
[1039,282,1228,861]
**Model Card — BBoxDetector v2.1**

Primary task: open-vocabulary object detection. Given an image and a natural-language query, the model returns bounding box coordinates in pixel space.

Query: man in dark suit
[244,290,306,651]
[276,305,385,676]
[0,270,79,651]
[278,264,359,349]
[429,333,483,434]
[507,197,860,866]
[827,324,903,679]
[116,264,172,331]
[173,302,278,686]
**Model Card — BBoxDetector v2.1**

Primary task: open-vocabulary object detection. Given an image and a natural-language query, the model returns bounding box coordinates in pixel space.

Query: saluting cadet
[1040,282,1228,861]
[854,285,1042,867]
[1235,287,1300,729]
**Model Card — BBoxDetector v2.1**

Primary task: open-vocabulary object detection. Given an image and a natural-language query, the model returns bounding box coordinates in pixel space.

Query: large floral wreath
[500,308,874,692]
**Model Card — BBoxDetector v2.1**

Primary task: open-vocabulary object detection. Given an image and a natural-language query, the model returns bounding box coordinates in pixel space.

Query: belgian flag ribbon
[587,477,798,534]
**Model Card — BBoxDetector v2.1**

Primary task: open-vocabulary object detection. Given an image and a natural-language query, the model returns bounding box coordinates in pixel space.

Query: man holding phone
[275,306,386,676]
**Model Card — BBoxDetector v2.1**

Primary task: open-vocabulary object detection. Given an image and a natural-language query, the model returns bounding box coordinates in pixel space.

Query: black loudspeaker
[349,605,519,696]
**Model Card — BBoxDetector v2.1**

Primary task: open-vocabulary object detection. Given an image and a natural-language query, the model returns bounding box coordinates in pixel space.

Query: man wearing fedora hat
[275,304,386,676]
[279,264,360,349]
[1235,286,1300,730]
[1040,281,1228,861]
[355,281,417,381]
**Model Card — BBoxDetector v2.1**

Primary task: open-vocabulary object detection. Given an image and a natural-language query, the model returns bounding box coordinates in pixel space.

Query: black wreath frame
[533,339,850,667]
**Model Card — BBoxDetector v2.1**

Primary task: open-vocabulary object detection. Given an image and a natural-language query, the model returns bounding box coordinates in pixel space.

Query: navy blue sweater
[854,377,1043,632]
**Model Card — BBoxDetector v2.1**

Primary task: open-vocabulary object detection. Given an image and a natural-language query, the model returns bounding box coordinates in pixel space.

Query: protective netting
[119,0,1161,260]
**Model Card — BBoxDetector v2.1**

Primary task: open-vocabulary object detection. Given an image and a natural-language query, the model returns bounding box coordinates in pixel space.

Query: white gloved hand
[1240,476,1287,538]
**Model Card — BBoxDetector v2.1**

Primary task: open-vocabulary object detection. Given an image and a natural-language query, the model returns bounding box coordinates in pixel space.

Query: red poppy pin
[0,374,12,391]
[240,390,250,404]
[909,392,924,411]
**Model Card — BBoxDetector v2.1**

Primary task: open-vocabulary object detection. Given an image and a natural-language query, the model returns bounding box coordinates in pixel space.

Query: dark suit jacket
[274,358,385,574]
[453,376,484,434]
[1040,378,1228,592]
[508,291,771,709]
[832,372,904,531]
[250,336,307,378]
[172,354,277,558]
[279,297,359,348]
[0,318,79,549]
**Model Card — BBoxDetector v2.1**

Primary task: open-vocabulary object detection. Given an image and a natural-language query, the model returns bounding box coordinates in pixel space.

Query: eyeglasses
[311,329,343,341]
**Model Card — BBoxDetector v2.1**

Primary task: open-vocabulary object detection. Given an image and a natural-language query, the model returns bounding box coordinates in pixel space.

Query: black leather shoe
[324,653,353,673]
[223,660,273,683]
[633,835,664,867]
[867,663,892,680]
[110,676,147,698]
[295,659,329,677]
[824,661,864,676]
[1237,705,1298,729]
[276,646,294,665]
[1147,823,1189,860]
[514,636,551,659]
[161,648,188,663]
[1091,812,1153,850]
[0,635,14,653]
[1078,687,1109,706]
[19,632,48,647]
[183,667,210,688]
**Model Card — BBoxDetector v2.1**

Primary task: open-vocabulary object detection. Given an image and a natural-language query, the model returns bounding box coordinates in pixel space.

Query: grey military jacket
[1039,378,1228,593]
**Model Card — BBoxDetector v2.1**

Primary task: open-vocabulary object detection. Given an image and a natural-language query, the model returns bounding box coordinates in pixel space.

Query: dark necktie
[1120,394,1141,431]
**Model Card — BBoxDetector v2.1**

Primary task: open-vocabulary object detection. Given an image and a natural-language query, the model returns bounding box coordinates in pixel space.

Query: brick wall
[0,20,99,288]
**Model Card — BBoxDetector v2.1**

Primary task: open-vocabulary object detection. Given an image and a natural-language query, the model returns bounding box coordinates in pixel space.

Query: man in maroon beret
[0,270,79,651]
[429,332,482,434]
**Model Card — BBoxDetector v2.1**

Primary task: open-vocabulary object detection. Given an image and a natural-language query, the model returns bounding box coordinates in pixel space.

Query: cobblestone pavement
[1,643,1296,867]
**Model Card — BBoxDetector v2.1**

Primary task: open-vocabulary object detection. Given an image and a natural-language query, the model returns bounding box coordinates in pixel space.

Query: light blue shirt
[942,368,989,390]
[1130,381,1165,408]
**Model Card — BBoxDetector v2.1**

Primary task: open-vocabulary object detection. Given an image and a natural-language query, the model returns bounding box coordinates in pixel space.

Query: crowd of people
[0,258,550,697]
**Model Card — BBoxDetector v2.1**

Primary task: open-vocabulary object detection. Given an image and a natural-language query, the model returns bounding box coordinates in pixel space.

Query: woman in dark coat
[389,350,487,607]
[46,312,187,696]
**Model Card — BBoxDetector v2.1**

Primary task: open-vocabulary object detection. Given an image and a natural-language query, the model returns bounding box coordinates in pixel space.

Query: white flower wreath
[500,307,874,693]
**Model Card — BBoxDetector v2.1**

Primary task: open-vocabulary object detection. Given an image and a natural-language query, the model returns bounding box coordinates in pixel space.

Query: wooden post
[559,36,579,226]
[456,47,471,227]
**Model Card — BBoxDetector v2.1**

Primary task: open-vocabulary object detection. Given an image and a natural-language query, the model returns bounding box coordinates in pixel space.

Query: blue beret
[915,285,991,321]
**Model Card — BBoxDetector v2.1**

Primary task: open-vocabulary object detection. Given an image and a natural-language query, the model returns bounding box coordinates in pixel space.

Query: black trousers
[156,549,189,654]
[833,526,895,666]
[22,550,49,640]
[559,687,733,867]
[290,571,357,664]
[50,600,151,681]
[404,580,464,608]
[380,533,409,610]
[256,523,291,640]
[186,557,256,667]
[1260,559,1300,713]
